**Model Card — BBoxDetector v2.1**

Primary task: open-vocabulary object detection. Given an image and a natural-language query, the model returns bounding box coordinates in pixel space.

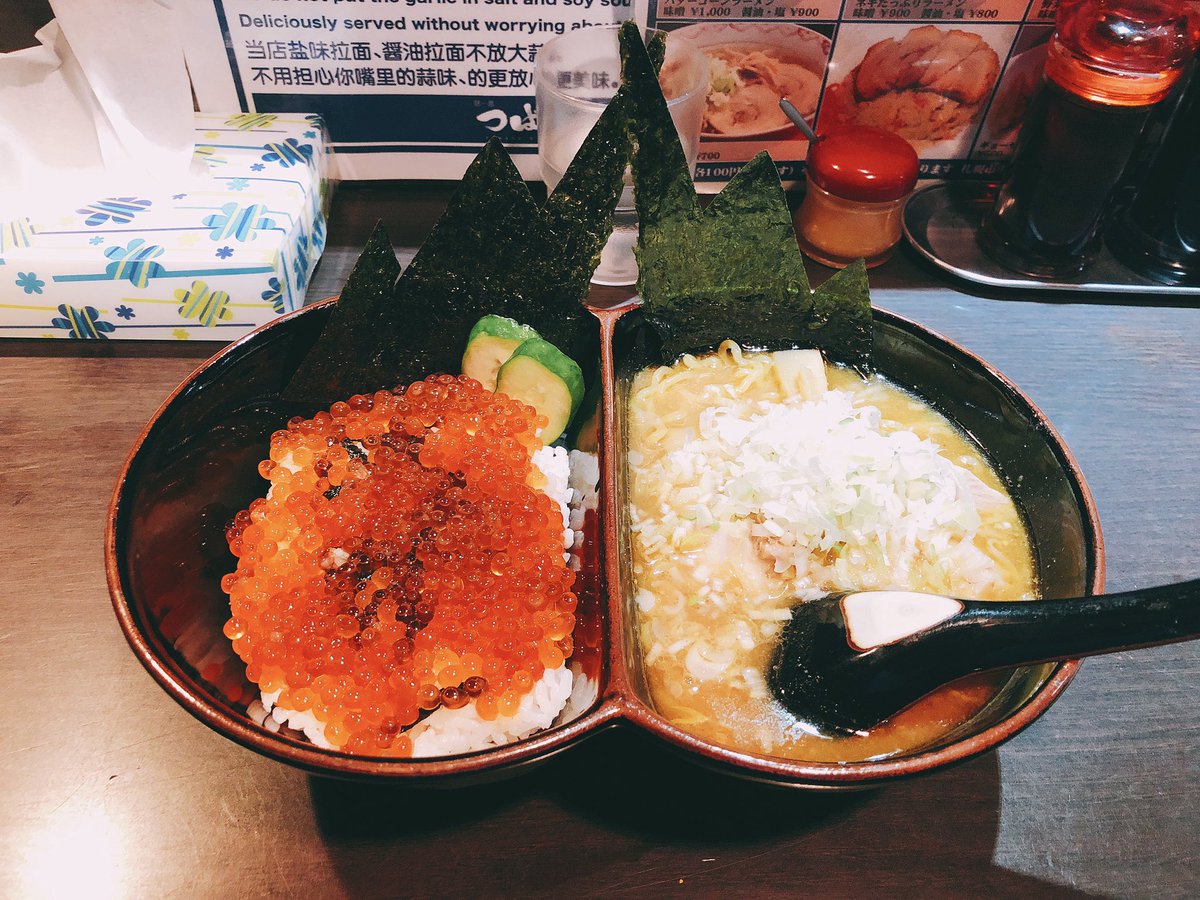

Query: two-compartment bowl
[105,299,1102,787]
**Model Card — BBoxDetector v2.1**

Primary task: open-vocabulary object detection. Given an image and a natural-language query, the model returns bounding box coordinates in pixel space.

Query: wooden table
[2,182,1198,899]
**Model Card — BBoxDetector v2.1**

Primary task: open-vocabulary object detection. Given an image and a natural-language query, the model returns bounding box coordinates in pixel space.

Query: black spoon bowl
[769,581,1200,735]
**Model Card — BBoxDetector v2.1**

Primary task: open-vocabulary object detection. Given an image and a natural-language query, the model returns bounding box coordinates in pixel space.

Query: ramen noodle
[628,343,1035,762]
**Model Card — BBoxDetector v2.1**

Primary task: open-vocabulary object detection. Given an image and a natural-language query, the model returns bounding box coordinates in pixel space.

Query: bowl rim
[105,299,1104,785]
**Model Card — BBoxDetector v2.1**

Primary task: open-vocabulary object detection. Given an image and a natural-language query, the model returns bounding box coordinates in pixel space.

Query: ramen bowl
[673,22,832,142]
[604,303,1102,787]
[106,300,1102,787]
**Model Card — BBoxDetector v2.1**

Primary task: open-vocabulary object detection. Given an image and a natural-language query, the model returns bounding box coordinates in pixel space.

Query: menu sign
[186,1,637,179]
[649,0,1058,184]
[185,0,1060,183]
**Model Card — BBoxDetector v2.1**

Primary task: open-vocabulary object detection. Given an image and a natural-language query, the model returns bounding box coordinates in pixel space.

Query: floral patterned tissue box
[0,112,330,340]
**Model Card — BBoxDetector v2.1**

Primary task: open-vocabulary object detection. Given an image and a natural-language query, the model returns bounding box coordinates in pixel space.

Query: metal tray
[902,181,1200,297]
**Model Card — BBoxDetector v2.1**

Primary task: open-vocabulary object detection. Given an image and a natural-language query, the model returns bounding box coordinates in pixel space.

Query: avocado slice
[462,315,541,390]
[496,338,585,443]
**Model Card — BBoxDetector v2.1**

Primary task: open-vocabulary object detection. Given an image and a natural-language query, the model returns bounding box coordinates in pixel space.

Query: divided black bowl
[106,300,1103,787]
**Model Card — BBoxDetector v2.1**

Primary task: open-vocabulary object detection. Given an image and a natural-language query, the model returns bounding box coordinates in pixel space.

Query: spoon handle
[954,578,1200,668]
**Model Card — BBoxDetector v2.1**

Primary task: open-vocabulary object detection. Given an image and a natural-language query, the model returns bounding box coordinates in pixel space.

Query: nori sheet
[283,224,402,401]
[804,259,873,372]
[623,22,873,368]
[543,88,631,301]
[285,102,630,404]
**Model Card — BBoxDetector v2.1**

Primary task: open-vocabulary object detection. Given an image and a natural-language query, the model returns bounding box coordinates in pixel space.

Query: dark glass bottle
[1106,66,1200,284]
[979,0,1200,278]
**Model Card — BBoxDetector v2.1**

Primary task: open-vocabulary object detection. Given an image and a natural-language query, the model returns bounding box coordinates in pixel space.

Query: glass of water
[534,24,709,286]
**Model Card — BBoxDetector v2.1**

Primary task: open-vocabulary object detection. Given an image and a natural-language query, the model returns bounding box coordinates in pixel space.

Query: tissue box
[0,112,329,340]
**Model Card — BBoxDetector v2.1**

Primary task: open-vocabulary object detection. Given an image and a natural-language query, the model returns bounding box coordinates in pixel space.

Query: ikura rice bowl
[628,343,1036,762]
[222,374,592,757]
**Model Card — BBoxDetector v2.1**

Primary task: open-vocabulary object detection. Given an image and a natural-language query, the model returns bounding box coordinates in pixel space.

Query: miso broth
[627,343,1035,762]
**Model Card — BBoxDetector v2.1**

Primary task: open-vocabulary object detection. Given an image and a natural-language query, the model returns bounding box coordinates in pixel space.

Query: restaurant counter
[2,182,1198,898]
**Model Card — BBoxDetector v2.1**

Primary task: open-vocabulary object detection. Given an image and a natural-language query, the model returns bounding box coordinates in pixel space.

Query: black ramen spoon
[768,580,1200,734]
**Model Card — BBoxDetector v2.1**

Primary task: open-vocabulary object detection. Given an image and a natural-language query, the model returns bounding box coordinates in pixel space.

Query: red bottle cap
[1049,0,1200,106]
[806,126,919,203]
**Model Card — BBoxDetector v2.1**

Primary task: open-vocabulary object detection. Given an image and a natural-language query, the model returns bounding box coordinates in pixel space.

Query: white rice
[408,664,574,757]
[533,444,574,562]
[259,688,335,750]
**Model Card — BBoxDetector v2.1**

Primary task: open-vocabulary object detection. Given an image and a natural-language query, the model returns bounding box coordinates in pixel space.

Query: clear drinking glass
[534,24,709,286]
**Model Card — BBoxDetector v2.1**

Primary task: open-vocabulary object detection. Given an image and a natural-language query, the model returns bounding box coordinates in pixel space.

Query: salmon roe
[221,374,576,757]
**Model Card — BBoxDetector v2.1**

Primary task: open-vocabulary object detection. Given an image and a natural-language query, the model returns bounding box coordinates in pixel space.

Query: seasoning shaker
[793,125,919,269]
[978,0,1200,278]
[1106,63,1200,284]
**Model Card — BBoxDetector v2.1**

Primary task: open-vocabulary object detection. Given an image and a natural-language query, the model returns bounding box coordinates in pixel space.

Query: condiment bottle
[978,0,1200,278]
[1106,64,1200,284]
[794,125,919,269]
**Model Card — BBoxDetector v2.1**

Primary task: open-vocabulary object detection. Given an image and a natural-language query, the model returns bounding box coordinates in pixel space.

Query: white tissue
[0,0,202,217]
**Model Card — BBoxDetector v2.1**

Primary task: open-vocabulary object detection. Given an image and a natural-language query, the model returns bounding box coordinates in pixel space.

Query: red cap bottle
[979,0,1200,278]
[795,126,919,269]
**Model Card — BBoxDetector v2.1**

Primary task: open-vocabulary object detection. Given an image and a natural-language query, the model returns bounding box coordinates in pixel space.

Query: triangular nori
[541,29,664,305]
[618,25,692,229]
[805,259,873,370]
[284,223,402,401]
[285,97,632,402]
[381,140,561,375]
[543,89,632,295]
[622,22,873,369]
